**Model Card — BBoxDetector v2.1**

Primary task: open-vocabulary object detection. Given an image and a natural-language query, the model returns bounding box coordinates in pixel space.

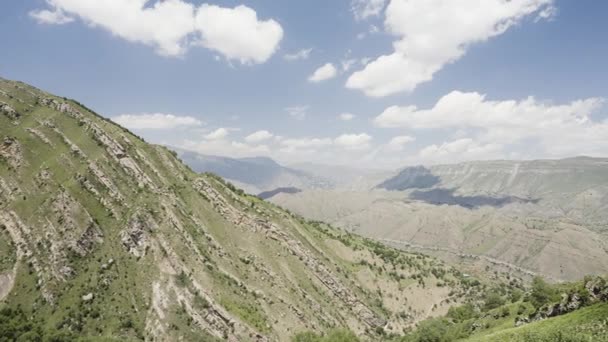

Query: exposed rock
[121,213,156,257]
[585,276,608,301]
[53,128,86,158]
[88,162,125,203]
[0,137,25,169]
[0,102,19,120]
[515,316,529,327]
[82,293,94,302]
[26,128,53,146]
[194,178,387,329]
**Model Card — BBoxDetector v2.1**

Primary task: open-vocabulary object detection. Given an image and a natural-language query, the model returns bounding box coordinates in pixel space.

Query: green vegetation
[2,77,607,342]
[292,329,361,342]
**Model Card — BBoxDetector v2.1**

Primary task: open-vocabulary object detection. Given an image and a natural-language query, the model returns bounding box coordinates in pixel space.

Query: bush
[292,329,360,342]
[529,277,559,309]
[447,303,476,323]
[483,293,506,312]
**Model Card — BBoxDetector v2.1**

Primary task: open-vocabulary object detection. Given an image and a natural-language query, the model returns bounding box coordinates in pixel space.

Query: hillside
[294,275,608,341]
[271,159,608,282]
[0,78,494,340]
[175,150,334,195]
[378,160,608,229]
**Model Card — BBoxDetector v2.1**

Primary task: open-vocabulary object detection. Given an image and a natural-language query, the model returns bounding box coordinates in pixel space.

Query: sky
[1,0,607,169]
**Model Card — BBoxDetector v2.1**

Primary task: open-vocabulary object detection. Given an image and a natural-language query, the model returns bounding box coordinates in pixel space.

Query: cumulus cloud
[351,0,387,20]
[375,90,608,163]
[111,113,202,130]
[194,4,283,64]
[387,135,415,151]
[339,113,356,121]
[31,0,283,62]
[418,139,503,163]
[284,48,313,61]
[334,133,372,150]
[181,139,270,159]
[280,137,333,153]
[245,130,274,143]
[204,128,229,140]
[308,63,338,82]
[285,106,309,120]
[374,91,603,132]
[29,8,74,24]
[346,0,555,97]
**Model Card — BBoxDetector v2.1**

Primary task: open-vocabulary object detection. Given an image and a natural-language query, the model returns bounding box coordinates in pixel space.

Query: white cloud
[245,130,274,143]
[284,48,313,61]
[181,139,269,159]
[346,0,555,97]
[418,139,503,164]
[280,137,333,153]
[341,59,357,72]
[374,91,603,131]
[351,0,387,20]
[29,8,74,24]
[376,90,608,163]
[387,135,415,151]
[204,128,229,140]
[339,113,356,121]
[334,133,372,150]
[194,4,283,64]
[285,106,309,120]
[31,1,282,63]
[308,63,338,82]
[111,113,202,130]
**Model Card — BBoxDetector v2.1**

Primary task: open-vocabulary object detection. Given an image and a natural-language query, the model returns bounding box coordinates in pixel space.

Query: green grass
[466,303,608,342]
[0,229,16,273]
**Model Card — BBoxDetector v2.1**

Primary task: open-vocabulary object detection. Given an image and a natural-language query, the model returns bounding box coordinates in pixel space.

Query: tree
[483,293,505,311]
[529,277,558,309]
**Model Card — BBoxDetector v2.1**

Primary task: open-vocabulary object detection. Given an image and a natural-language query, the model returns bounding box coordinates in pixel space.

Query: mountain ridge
[0,76,489,341]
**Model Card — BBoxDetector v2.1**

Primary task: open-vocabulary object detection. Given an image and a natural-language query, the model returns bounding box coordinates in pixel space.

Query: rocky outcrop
[0,137,25,169]
[121,213,156,257]
[0,102,19,120]
[26,128,53,146]
[194,178,387,329]
[51,191,103,257]
[41,97,156,189]
[531,276,608,323]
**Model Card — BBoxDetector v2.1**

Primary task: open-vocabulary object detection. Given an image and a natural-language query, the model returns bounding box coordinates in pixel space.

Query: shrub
[529,277,559,309]
[483,293,505,312]
[447,303,476,323]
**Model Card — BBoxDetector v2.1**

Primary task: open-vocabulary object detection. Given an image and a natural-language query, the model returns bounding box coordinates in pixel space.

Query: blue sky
[1,0,607,168]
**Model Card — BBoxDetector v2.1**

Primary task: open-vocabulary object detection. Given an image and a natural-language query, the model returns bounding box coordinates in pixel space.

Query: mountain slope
[378,159,608,229]
[175,150,333,194]
[0,78,483,341]
[271,158,608,282]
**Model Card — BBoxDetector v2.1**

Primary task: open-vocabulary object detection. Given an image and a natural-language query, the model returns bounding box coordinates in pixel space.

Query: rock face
[529,276,608,324]
[0,77,472,341]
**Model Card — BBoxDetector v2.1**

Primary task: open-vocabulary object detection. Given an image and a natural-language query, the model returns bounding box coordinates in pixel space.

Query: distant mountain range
[174,150,334,194]
[270,157,608,282]
[174,149,391,195]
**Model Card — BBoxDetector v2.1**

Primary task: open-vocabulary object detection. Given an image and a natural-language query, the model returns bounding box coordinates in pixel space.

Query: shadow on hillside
[410,188,539,209]
[377,166,441,190]
[258,187,302,200]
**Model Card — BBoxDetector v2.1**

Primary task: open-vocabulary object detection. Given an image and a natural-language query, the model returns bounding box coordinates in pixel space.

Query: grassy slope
[0,78,483,341]
[466,303,608,342]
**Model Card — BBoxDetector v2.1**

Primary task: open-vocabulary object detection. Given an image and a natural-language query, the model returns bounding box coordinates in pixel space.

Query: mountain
[175,150,334,195]
[288,162,394,191]
[270,158,608,282]
[0,78,498,340]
